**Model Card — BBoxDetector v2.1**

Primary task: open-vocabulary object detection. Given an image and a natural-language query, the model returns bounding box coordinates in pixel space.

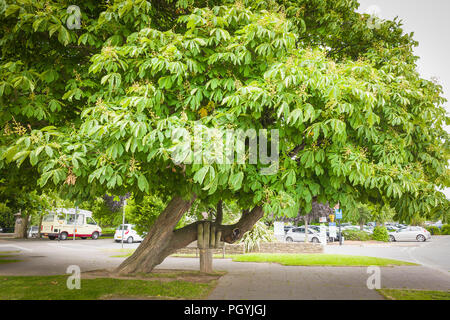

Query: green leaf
[193,166,209,185]
[58,26,71,46]
[44,146,53,157]
[229,172,244,190]
[284,169,296,187]
[138,174,149,192]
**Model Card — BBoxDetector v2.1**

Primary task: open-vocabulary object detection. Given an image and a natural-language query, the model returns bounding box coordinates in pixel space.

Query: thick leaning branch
[115,199,263,274]
[115,195,196,274]
[156,206,264,258]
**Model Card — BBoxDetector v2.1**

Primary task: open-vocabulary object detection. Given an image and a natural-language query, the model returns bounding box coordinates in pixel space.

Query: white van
[41,208,102,240]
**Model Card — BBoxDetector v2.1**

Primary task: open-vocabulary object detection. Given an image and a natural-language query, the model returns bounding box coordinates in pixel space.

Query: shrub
[100,227,116,235]
[240,221,276,253]
[441,224,450,235]
[426,226,440,235]
[342,230,371,241]
[371,226,389,242]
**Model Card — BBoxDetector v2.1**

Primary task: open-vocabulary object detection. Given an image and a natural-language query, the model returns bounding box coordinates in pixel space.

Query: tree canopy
[1,0,449,228]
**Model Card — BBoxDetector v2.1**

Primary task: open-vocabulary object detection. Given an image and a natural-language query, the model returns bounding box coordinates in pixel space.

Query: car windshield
[86,217,97,225]
[65,214,84,225]
[43,214,55,222]
[117,225,129,231]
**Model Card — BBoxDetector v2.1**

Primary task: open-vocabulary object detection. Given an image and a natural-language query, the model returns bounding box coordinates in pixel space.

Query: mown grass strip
[0,259,21,264]
[378,289,450,300]
[0,275,218,300]
[231,253,418,267]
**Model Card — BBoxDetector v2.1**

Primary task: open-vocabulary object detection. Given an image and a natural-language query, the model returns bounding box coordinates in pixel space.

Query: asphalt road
[325,235,450,274]
[1,236,450,274]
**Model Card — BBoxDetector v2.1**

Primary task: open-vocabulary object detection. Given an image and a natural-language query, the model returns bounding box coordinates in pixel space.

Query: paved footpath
[1,238,449,299]
[156,257,450,300]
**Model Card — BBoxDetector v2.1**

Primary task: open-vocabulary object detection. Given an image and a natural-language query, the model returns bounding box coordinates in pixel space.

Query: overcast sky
[357,0,450,199]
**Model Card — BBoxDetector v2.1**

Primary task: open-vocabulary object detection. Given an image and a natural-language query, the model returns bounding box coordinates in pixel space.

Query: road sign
[319,217,327,223]
[329,225,337,238]
[335,209,342,220]
[319,224,327,245]
[273,221,285,235]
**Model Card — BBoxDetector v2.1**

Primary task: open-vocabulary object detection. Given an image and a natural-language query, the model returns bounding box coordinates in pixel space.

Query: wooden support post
[198,221,213,273]
[203,221,210,248]
[199,248,213,273]
[197,223,204,249]
[210,225,216,248]
[215,230,222,249]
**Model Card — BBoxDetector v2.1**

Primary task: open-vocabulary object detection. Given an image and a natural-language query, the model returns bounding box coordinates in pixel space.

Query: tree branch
[215,200,223,225]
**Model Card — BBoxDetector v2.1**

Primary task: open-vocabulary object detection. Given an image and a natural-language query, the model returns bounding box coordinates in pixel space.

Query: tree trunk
[38,213,43,238]
[115,195,196,274]
[115,199,263,275]
[359,221,364,231]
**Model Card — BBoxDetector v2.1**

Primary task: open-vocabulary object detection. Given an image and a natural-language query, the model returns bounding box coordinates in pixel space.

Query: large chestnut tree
[1,0,448,273]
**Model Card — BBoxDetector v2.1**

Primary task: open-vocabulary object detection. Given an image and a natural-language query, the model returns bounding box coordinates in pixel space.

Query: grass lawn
[231,253,418,267]
[0,259,21,264]
[378,289,450,300]
[0,251,21,264]
[109,251,418,267]
[0,272,221,300]
[110,253,133,258]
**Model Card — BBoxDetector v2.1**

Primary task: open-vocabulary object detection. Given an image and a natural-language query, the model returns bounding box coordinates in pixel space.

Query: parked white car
[362,226,373,234]
[342,225,360,231]
[388,226,431,242]
[285,226,322,243]
[114,224,145,243]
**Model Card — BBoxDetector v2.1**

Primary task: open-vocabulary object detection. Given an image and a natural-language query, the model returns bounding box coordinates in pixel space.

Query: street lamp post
[121,200,127,249]
[73,206,78,241]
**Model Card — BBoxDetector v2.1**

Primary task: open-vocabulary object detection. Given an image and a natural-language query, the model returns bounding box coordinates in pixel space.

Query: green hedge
[426,226,440,235]
[372,226,389,242]
[342,230,371,241]
[441,224,450,235]
[101,227,116,234]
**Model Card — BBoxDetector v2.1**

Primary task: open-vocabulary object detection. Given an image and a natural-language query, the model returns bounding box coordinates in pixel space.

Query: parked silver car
[285,226,321,243]
[388,226,431,242]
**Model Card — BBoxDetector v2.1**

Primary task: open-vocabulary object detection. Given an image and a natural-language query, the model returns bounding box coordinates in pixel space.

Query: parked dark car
[0,227,15,233]
[1,227,15,233]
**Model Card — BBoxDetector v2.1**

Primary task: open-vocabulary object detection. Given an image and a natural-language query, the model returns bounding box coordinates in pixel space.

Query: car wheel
[286,237,293,242]
[80,237,87,239]
[48,236,56,240]
[311,237,319,243]
[59,232,68,240]
[91,232,99,240]
[416,234,426,242]
[127,236,133,244]
[389,235,395,242]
